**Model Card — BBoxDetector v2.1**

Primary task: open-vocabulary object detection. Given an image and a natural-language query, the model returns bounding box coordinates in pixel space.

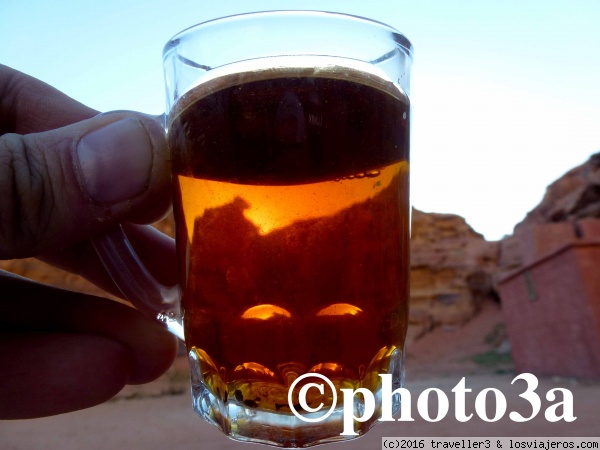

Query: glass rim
[163,10,413,58]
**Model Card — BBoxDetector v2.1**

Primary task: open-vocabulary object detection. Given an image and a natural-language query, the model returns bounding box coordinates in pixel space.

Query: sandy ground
[2,302,599,449]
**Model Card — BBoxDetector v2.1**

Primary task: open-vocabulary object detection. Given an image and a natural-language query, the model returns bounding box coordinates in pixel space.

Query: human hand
[0,65,179,419]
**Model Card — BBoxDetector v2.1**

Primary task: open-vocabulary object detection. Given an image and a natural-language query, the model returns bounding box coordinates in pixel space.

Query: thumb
[0,112,171,259]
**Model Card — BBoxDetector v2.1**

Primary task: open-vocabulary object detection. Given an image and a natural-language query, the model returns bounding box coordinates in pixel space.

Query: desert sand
[1,301,599,449]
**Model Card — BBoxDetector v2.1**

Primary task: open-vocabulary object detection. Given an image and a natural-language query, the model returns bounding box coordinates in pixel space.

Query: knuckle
[0,133,57,258]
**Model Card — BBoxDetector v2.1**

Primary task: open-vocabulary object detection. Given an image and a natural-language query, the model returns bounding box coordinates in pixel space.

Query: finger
[38,223,179,298]
[0,331,132,419]
[0,64,98,134]
[0,271,178,419]
[0,111,171,259]
[0,270,178,383]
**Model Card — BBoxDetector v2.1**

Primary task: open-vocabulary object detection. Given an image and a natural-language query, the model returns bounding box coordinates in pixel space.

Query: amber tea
[168,63,410,442]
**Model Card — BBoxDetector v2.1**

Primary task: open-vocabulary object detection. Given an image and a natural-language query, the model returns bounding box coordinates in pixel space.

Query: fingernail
[76,118,154,204]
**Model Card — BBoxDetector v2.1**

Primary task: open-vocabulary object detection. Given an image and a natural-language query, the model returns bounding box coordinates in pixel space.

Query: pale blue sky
[2,0,600,240]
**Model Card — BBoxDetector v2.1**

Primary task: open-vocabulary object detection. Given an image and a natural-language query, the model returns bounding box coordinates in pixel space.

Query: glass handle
[92,225,184,340]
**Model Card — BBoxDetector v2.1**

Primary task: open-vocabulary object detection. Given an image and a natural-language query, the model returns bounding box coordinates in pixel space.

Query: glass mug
[94,10,413,447]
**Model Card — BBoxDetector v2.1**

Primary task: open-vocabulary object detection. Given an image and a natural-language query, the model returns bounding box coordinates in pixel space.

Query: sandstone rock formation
[1,204,500,342]
[517,152,600,227]
[4,150,598,366]
[0,216,175,300]
[0,257,111,299]
[495,152,600,379]
[409,209,499,340]
[499,151,600,273]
